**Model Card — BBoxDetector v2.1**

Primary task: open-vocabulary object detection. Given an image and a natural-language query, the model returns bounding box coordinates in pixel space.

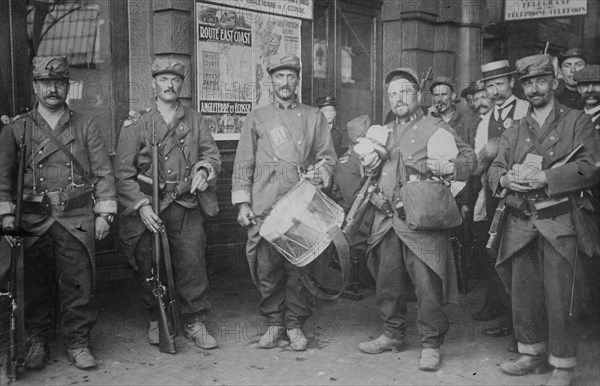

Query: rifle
[150,121,180,354]
[6,128,27,381]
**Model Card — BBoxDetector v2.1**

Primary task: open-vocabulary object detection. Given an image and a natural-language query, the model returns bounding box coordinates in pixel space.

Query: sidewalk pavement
[1,270,599,385]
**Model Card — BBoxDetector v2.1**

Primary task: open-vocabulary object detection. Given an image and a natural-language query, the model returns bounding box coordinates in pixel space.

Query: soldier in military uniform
[232,55,337,351]
[115,58,221,350]
[317,96,349,157]
[490,53,600,386]
[357,67,476,371]
[0,56,117,370]
[556,48,587,110]
[471,60,529,341]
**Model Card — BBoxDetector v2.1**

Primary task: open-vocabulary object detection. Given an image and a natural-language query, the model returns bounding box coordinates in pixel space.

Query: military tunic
[115,103,221,320]
[366,109,476,345]
[488,102,600,368]
[232,101,337,328]
[0,107,117,348]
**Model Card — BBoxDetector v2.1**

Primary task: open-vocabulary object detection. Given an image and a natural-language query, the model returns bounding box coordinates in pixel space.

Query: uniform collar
[584,104,600,120]
[395,107,422,125]
[31,103,71,129]
[272,96,299,110]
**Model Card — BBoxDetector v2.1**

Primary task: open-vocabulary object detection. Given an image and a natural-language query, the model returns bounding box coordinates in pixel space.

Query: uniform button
[179,139,184,143]
[39,177,45,182]
[297,140,302,145]
[179,126,183,130]
[164,156,169,160]
[38,150,43,155]
[68,177,72,181]
[66,162,71,167]
[413,126,418,130]
[407,156,413,160]
[298,113,302,117]
[274,157,278,162]
[185,166,190,170]
[38,164,43,168]
[410,139,416,144]
[549,151,554,156]
[526,138,531,142]
[382,172,387,176]
[167,169,172,174]
[550,136,556,141]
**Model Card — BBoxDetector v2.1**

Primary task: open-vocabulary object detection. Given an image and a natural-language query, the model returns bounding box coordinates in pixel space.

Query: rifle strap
[35,122,94,184]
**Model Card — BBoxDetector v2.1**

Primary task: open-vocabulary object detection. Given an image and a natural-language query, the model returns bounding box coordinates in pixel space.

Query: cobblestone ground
[1,271,599,385]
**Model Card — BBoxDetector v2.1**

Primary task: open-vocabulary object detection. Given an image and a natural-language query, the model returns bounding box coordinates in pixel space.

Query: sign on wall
[196,1,302,140]
[203,0,313,21]
[505,0,587,21]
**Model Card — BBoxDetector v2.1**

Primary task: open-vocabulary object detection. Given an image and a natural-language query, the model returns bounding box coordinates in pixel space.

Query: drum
[260,179,345,267]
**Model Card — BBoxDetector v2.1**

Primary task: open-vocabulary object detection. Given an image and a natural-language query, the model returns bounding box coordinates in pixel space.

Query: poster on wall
[505,0,587,21]
[196,1,302,140]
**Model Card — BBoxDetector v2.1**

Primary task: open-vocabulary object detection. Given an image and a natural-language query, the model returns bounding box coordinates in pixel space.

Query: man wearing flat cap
[463,80,493,119]
[232,54,337,351]
[357,67,476,371]
[0,56,117,370]
[556,47,587,110]
[316,96,348,157]
[115,57,221,351]
[489,53,600,386]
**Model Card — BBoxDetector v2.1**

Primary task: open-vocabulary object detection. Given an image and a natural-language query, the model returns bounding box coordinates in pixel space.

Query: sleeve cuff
[232,190,251,206]
[193,161,217,182]
[122,197,150,216]
[0,201,16,217]
[94,199,117,214]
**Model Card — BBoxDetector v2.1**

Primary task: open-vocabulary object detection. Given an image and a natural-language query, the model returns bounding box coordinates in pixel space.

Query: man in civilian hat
[470,60,529,339]
[574,64,600,325]
[556,47,587,110]
[316,95,348,157]
[357,67,476,371]
[490,53,600,386]
[115,57,221,350]
[0,56,117,370]
[232,54,337,351]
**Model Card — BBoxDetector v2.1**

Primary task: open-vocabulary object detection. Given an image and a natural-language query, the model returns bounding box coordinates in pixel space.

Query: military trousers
[255,238,313,329]
[25,221,97,349]
[370,230,448,348]
[497,217,578,369]
[135,202,210,324]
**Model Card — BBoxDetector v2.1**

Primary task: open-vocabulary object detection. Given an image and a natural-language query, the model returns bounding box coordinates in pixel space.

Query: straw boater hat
[480,59,516,82]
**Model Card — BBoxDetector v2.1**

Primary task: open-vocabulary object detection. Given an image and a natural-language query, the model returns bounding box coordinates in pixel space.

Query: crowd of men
[0,46,599,386]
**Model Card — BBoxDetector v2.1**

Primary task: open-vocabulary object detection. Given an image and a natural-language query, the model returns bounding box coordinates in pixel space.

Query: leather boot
[258,326,284,349]
[184,321,218,349]
[24,341,50,370]
[287,328,308,351]
[499,354,551,376]
[67,347,97,370]
[147,320,159,345]
[419,348,441,371]
[358,334,406,354]
[546,368,574,386]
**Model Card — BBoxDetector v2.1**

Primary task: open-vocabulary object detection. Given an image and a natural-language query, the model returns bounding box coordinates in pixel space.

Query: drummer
[232,55,337,351]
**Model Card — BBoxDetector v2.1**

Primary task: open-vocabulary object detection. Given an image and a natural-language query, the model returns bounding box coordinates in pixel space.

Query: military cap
[385,67,420,87]
[516,54,555,80]
[346,114,371,142]
[573,64,600,83]
[32,56,70,80]
[481,60,516,82]
[267,54,301,75]
[429,76,456,94]
[316,96,336,108]
[460,80,485,99]
[558,47,587,65]
[152,57,186,79]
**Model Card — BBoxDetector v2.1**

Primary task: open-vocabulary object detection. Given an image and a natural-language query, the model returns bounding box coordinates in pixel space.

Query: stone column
[455,0,482,90]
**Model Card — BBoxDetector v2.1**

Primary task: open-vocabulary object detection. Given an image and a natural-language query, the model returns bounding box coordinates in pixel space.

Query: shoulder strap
[34,120,94,184]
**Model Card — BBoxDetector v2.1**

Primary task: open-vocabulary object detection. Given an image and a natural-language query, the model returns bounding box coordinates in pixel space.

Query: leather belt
[506,193,572,220]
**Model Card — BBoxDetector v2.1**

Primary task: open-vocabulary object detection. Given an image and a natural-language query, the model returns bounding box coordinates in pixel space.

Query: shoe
[471,305,503,321]
[184,321,218,349]
[148,320,159,345]
[419,348,441,372]
[287,328,308,351]
[259,326,284,349]
[67,347,97,370]
[484,322,513,337]
[24,341,50,370]
[499,354,551,376]
[546,368,574,386]
[358,334,406,354]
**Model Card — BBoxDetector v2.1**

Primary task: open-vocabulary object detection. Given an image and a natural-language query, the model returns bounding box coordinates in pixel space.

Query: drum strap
[297,225,351,300]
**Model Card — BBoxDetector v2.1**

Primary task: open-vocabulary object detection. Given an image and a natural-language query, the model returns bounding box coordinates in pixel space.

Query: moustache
[164,88,176,93]
[581,91,600,100]
[528,93,544,99]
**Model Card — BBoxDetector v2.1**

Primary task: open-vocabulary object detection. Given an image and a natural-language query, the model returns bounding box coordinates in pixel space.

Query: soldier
[357,67,476,371]
[471,60,529,342]
[0,56,117,370]
[574,64,600,130]
[115,58,221,350]
[556,48,587,110]
[232,55,337,351]
[316,96,349,157]
[491,53,600,386]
